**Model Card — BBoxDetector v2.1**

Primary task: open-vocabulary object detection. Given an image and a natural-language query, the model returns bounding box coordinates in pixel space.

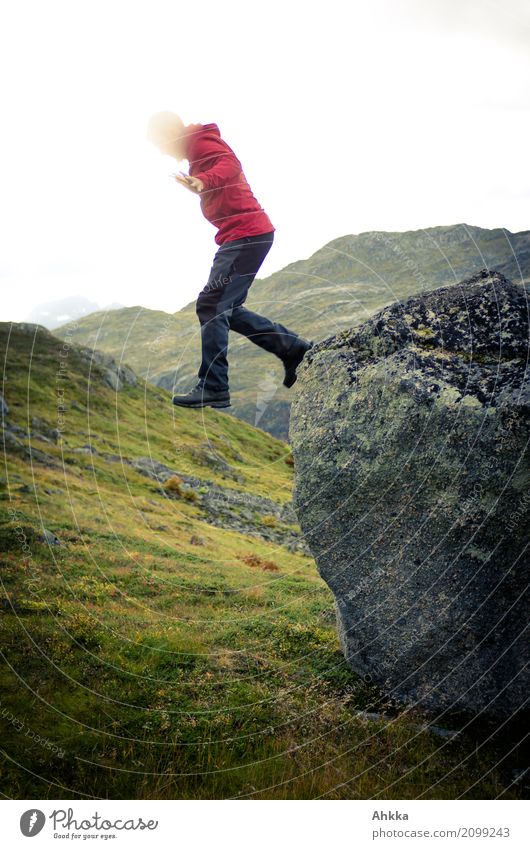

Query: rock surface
[290,270,529,717]
[77,347,137,391]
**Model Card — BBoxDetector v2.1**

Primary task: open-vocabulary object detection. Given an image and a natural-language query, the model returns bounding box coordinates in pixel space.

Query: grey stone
[31,416,59,443]
[103,369,120,391]
[128,456,309,551]
[6,423,28,436]
[2,428,56,467]
[40,528,62,546]
[352,710,461,740]
[78,347,138,391]
[290,270,529,717]
[184,441,246,482]
[2,428,22,450]
[423,725,460,740]
[0,393,8,417]
[190,535,206,546]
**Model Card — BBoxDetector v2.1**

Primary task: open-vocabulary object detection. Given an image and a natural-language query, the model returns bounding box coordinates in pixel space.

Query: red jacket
[183,123,275,245]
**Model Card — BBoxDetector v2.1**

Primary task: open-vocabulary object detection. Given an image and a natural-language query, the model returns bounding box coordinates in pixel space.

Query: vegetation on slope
[0,322,525,799]
[54,224,530,439]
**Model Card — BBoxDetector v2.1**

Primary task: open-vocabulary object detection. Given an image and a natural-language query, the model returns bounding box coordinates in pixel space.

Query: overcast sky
[1,0,529,322]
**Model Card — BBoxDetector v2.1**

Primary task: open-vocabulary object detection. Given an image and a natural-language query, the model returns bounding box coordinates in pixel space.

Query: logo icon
[20,809,46,837]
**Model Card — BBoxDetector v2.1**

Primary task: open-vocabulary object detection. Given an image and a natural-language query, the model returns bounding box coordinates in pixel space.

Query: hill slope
[0,322,524,799]
[55,224,530,439]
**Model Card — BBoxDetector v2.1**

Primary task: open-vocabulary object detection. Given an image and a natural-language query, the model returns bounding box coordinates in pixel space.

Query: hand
[172,172,204,194]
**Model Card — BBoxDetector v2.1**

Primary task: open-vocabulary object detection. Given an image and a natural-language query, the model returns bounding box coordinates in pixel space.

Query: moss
[414,326,435,338]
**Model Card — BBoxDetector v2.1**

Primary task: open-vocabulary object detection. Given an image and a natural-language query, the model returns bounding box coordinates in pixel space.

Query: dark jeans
[195,231,300,391]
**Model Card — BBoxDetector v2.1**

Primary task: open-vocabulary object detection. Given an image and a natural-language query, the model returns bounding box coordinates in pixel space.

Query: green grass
[0,321,525,799]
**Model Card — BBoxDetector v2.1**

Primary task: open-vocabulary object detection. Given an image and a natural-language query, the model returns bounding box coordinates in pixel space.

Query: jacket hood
[184,123,220,157]
[200,123,220,135]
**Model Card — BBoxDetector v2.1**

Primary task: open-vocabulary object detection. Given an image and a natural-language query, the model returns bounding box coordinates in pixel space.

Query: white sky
[1,0,529,322]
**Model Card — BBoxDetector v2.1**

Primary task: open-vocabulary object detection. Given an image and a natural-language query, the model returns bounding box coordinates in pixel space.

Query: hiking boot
[172,383,231,409]
[282,338,313,388]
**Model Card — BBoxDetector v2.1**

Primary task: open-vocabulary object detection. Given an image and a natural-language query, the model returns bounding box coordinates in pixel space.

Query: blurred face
[148,116,186,160]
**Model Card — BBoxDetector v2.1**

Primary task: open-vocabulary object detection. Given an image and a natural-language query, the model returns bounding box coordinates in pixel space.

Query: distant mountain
[55,224,530,438]
[25,295,125,329]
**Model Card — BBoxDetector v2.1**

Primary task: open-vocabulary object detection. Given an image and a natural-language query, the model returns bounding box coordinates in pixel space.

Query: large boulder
[290,270,529,717]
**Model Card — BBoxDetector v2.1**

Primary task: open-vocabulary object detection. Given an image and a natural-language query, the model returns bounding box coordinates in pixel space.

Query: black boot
[172,383,231,409]
[282,339,313,388]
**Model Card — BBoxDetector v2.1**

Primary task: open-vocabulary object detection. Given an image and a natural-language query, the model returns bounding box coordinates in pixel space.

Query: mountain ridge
[54,224,530,438]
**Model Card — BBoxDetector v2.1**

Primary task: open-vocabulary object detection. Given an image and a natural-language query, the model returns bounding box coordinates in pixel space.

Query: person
[146,112,312,409]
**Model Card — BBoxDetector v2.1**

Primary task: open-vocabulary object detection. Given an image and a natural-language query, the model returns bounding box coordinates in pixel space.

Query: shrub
[164,475,183,495]
[163,475,199,503]
[261,514,277,527]
[240,553,279,572]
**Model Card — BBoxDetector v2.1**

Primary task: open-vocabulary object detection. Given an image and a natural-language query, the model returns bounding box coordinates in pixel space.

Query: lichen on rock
[290,269,529,716]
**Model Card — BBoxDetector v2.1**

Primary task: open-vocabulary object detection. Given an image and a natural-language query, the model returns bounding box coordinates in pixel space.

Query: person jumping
[147,112,312,409]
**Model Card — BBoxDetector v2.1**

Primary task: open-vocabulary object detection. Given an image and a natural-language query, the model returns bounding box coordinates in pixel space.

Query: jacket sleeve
[194,146,242,192]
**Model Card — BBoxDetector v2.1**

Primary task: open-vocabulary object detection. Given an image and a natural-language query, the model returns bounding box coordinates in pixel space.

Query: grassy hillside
[1,322,525,799]
[54,224,530,440]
